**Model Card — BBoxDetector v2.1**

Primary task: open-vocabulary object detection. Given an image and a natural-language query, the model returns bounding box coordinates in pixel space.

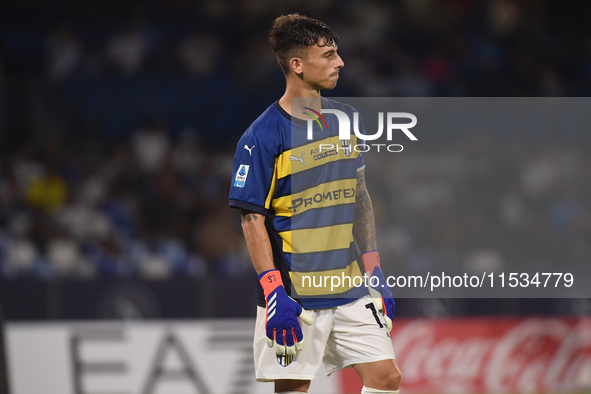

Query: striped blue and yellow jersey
[229,98,369,309]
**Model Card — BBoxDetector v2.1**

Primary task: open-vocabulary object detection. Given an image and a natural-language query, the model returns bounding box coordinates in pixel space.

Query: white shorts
[253,296,395,382]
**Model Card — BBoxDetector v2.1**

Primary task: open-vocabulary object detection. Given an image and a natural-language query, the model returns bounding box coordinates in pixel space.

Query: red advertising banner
[340,318,591,393]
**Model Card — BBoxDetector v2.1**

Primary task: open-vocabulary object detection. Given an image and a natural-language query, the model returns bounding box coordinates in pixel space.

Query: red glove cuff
[360,251,381,273]
[259,269,284,298]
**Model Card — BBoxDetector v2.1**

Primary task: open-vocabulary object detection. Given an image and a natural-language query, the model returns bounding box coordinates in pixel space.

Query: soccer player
[229,14,401,394]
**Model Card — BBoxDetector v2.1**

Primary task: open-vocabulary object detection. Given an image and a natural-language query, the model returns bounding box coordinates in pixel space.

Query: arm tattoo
[353,169,377,253]
[240,210,260,227]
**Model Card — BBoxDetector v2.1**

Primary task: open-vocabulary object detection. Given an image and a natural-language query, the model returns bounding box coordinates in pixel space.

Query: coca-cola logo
[391,318,591,393]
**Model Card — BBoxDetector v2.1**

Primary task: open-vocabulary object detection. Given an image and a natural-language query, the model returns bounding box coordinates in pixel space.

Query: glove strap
[258,269,284,299]
[361,250,381,274]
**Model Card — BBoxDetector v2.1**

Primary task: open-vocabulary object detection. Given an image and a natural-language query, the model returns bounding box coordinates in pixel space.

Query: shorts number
[365,303,383,328]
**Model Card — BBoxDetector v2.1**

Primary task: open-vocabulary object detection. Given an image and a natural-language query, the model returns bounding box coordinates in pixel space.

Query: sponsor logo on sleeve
[244,145,255,155]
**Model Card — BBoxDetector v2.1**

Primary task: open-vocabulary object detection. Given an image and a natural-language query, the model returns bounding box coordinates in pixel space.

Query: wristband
[360,250,380,273]
[258,269,283,298]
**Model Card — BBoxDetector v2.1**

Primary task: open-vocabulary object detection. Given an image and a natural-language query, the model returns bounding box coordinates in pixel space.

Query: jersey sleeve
[228,131,277,215]
[356,152,365,171]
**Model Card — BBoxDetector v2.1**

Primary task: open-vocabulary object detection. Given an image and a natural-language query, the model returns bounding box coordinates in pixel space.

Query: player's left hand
[361,251,395,331]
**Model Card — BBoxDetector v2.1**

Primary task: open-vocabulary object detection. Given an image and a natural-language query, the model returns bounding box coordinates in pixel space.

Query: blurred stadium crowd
[1,0,590,280]
[368,137,591,277]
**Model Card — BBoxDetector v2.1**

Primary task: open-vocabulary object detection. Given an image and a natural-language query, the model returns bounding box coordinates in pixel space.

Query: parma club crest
[340,138,352,157]
[277,353,294,367]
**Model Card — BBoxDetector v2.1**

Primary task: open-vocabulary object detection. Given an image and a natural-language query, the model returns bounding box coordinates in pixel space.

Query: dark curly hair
[269,14,339,75]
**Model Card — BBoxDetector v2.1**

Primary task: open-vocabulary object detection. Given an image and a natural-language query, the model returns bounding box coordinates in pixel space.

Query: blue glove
[361,251,395,330]
[259,269,314,356]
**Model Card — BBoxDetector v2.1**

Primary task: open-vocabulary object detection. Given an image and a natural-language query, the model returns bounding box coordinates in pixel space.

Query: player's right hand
[259,269,314,356]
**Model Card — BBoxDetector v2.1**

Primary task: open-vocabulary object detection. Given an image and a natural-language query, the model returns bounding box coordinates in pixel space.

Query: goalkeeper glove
[259,269,314,356]
[361,251,395,330]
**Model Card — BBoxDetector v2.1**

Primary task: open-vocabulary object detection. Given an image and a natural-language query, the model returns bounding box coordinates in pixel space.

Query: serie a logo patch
[233,164,249,187]
[277,353,294,367]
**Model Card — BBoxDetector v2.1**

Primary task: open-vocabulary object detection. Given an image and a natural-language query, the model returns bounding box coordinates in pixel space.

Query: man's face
[298,42,344,90]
